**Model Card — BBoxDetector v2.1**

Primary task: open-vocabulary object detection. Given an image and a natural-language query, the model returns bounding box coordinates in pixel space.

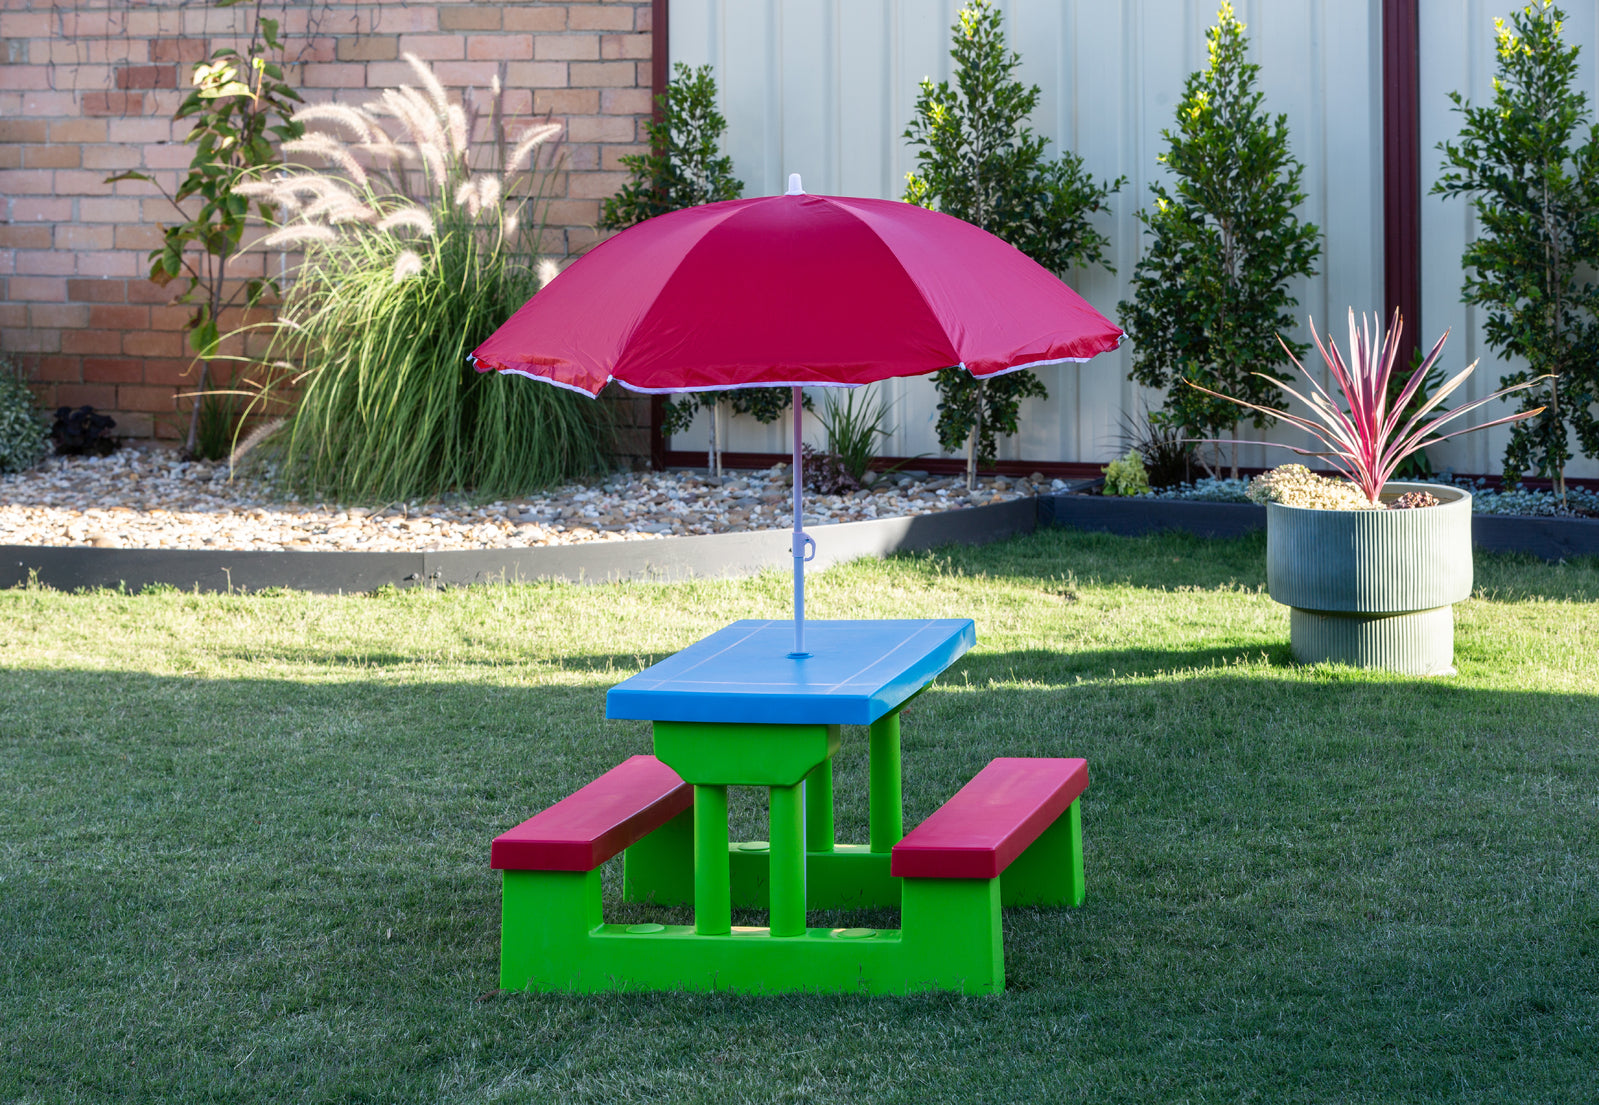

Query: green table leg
[869,711,903,852]
[805,758,834,853]
[694,784,731,936]
[768,782,806,937]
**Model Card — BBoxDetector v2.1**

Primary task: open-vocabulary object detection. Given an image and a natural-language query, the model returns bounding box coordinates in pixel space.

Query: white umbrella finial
[786,173,804,196]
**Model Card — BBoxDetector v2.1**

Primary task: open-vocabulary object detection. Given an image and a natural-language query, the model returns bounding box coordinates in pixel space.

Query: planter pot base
[1288,605,1456,676]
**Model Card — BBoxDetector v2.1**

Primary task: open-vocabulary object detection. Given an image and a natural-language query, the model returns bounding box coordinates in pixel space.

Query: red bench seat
[490,755,691,873]
[890,756,1089,880]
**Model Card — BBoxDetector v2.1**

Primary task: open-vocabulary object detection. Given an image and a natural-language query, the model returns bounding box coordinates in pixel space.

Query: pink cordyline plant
[1186,309,1550,505]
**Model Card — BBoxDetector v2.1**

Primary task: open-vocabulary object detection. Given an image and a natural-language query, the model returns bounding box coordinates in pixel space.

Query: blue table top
[606,618,976,726]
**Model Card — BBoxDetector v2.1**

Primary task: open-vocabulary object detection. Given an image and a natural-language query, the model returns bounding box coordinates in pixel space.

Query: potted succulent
[1188,310,1548,675]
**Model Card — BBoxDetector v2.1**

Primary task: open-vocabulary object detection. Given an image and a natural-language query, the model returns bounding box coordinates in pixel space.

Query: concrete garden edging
[0,498,1038,595]
[3,491,1593,596]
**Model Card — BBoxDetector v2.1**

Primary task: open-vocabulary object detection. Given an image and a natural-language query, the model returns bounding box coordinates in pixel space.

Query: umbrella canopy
[470,176,1123,655]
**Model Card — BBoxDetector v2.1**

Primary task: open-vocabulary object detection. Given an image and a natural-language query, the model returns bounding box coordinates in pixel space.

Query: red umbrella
[471,175,1123,655]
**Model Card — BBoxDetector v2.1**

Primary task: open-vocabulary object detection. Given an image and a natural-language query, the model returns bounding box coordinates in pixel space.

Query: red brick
[0,327,57,354]
[21,92,78,115]
[149,305,189,331]
[79,197,143,223]
[568,61,636,87]
[0,119,48,143]
[534,88,600,114]
[10,276,69,301]
[0,12,53,37]
[601,87,653,115]
[15,250,77,276]
[563,143,600,171]
[438,7,502,32]
[0,64,50,91]
[83,357,145,384]
[601,143,648,171]
[29,303,91,329]
[567,115,637,143]
[116,411,158,439]
[62,328,124,355]
[50,118,108,144]
[0,225,52,249]
[10,197,73,222]
[117,64,179,90]
[600,33,651,60]
[67,278,127,303]
[127,280,175,305]
[467,34,536,61]
[505,8,567,32]
[123,330,185,358]
[0,169,54,194]
[534,34,599,61]
[372,7,438,33]
[54,384,117,409]
[76,251,142,278]
[151,38,211,65]
[504,61,569,88]
[82,91,147,116]
[118,385,181,413]
[398,34,466,61]
[33,356,83,383]
[23,144,82,169]
[336,37,399,62]
[570,7,637,31]
[89,304,152,331]
[300,63,369,90]
[56,225,114,251]
[141,358,200,386]
[0,147,19,169]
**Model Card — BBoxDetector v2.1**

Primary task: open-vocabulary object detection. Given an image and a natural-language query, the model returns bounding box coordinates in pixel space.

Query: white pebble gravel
[0,447,1064,553]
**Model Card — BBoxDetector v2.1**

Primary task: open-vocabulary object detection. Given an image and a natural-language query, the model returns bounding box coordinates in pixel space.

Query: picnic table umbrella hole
[470,174,1124,657]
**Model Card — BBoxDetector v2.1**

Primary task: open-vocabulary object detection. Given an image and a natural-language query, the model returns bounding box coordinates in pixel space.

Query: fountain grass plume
[234,55,607,502]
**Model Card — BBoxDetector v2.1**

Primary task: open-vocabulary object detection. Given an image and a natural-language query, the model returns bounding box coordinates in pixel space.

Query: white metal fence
[669,0,1599,479]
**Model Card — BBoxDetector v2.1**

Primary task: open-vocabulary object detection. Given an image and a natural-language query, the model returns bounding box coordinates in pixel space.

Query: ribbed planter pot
[1265,482,1473,676]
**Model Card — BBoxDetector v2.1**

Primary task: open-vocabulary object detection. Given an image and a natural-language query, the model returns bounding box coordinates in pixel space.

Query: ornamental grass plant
[236,56,609,503]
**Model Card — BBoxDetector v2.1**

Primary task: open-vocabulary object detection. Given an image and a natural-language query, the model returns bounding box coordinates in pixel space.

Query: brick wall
[0,0,656,456]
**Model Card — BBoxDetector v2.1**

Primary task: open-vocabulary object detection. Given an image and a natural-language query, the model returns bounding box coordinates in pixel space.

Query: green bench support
[492,755,1089,995]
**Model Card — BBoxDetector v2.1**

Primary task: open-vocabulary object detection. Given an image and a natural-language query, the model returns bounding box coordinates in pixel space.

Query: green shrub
[238,56,609,502]
[1102,450,1151,497]
[1119,2,1321,478]
[904,0,1122,490]
[0,358,49,474]
[1434,0,1599,499]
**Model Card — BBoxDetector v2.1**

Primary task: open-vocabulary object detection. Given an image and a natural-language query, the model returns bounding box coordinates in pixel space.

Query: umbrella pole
[790,386,809,658]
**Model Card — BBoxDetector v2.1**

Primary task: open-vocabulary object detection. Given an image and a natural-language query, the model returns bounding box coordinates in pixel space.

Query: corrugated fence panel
[663,0,1596,481]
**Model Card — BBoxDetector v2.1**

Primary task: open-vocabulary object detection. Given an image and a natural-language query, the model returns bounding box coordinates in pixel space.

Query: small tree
[1434,0,1599,499]
[1119,2,1321,478]
[603,63,796,475]
[903,0,1122,490]
[108,0,302,459]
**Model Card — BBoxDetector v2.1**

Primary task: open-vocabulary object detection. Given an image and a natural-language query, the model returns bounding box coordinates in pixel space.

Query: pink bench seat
[490,755,691,873]
[890,756,1089,880]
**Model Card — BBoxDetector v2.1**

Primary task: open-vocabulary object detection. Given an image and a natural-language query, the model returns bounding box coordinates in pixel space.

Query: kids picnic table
[491,619,1090,995]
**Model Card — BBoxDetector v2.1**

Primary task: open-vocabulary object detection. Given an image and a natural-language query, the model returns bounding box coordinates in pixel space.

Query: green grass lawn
[2,528,1596,1104]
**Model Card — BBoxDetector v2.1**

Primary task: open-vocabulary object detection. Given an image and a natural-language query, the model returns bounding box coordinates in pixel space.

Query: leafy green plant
[1434,0,1599,500]
[818,387,893,485]
[236,56,608,502]
[601,63,793,472]
[601,62,742,229]
[903,0,1122,490]
[107,0,303,459]
[1101,450,1150,497]
[1120,2,1321,478]
[1115,404,1195,489]
[0,357,49,474]
[1188,310,1549,506]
